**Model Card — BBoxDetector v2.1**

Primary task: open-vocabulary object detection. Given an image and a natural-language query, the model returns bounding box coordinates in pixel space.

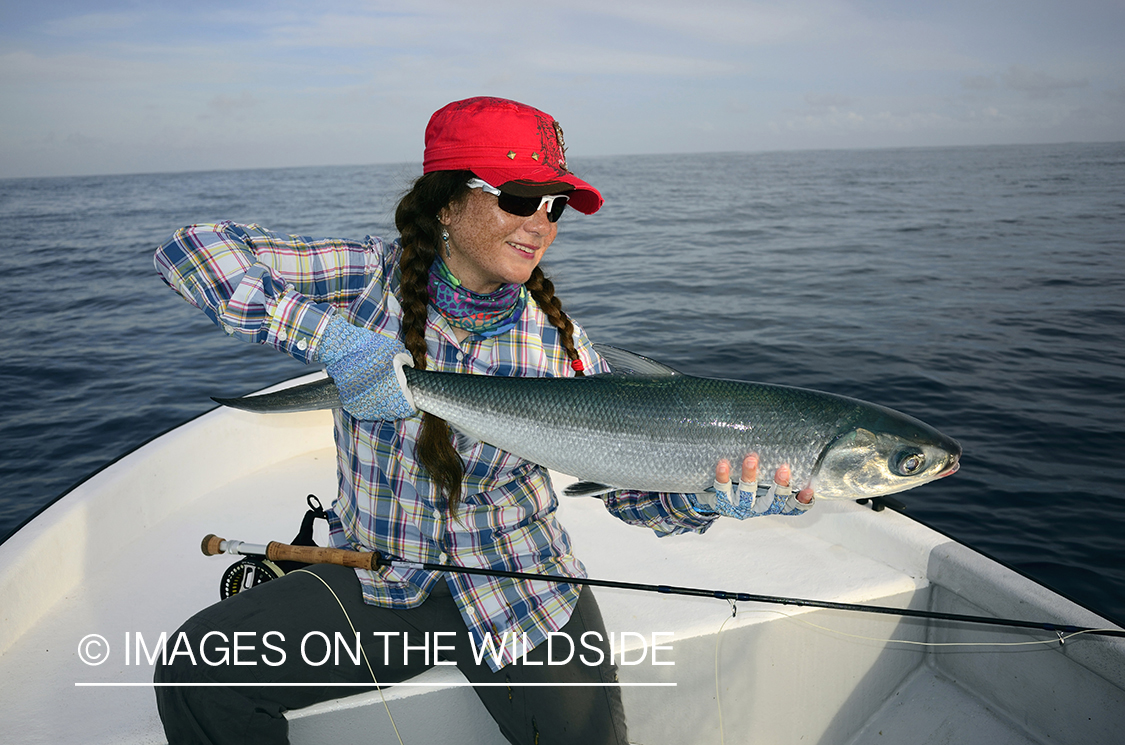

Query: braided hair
[394,171,587,513]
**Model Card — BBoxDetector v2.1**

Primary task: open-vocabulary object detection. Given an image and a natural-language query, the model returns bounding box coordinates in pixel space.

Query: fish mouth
[936,459,960,479]
[934,437,962,480]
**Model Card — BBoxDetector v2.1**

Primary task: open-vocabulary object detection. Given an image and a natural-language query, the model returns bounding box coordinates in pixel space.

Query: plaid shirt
[155,221,716,670]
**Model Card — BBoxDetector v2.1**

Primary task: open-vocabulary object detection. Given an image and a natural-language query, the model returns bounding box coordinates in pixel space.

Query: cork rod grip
[265,541,382,571]
[200,533,382,571]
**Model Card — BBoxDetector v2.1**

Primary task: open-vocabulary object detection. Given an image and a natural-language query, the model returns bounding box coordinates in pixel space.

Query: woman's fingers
[772,462,813,505]
[773,463,790,487]
[734,454,759,507]
[740,453,759,483]
[715,458,731,485]
[707,455,813,513]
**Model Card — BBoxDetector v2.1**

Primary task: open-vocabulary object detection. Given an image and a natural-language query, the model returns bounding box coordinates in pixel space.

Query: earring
[441,228,451,258]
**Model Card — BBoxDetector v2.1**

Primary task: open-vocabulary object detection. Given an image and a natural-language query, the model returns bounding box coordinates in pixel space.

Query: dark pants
[154,564,628,745]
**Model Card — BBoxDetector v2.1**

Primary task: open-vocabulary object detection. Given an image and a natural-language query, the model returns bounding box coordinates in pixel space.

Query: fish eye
[892,450,925,476]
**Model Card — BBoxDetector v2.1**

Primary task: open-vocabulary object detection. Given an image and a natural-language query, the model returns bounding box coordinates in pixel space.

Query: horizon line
[5,138,1122,183]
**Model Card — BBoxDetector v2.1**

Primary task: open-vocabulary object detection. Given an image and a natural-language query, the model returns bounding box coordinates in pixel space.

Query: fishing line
[289,569,405,745]
[760,607,1119,649]
[713,600,738,745]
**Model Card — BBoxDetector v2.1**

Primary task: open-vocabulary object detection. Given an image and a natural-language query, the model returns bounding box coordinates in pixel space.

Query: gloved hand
[315,313,416,420]
[688,454,814,519]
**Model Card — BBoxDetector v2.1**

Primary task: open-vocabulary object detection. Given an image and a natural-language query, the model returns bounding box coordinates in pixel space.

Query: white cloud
[804,93,856,110]
[579,0,835,46]
[1003,65,1089,100]
[41,12,141,36]
[527,47,736,78]
[205,91,260,118]
[961,75,997,91]
[2,1,1124,177]
[0,50,149,85]
[264,9,435,49]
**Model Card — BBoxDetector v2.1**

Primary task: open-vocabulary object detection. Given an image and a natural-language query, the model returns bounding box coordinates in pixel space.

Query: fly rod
[201,534,1125,640]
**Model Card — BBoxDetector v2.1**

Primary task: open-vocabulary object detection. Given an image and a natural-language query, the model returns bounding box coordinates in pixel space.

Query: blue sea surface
[1,143,1123,623]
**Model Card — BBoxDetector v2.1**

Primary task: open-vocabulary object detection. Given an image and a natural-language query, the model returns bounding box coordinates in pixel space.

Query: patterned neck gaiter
[427,257,528,338]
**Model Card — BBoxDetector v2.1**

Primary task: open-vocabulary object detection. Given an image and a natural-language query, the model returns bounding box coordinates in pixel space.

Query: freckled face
[439,188,558,294]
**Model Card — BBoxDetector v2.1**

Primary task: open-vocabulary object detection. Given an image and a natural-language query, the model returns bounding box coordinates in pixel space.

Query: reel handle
[200,534,383,571]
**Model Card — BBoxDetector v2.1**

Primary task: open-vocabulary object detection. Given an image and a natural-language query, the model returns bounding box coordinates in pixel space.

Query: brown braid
[393,172,586,514]
[395,171,473,511]
[525,267,587,378]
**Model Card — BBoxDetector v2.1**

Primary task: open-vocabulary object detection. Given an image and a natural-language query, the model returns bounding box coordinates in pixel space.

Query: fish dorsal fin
[592,344,681,377]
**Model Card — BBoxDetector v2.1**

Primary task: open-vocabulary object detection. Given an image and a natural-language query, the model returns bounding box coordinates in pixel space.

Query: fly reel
[217,494,327,599]
[220,557,284,599]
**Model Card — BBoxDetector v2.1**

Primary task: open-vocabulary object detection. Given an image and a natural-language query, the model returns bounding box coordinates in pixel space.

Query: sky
[1,0,1123,178]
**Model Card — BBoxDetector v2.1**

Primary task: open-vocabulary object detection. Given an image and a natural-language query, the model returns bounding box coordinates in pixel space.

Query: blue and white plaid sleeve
[154,221,379,363]
[600,489,719,536]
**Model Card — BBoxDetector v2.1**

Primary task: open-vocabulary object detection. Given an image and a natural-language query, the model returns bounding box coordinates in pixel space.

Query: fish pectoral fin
[592,344,681,377]
[451,427,481,455]
[563,481,617,498]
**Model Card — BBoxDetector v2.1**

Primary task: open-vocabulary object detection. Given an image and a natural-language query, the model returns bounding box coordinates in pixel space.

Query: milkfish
[213,346,961,500]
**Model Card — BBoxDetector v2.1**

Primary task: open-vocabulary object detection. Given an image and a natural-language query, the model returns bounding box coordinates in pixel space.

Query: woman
[153,96,813,745]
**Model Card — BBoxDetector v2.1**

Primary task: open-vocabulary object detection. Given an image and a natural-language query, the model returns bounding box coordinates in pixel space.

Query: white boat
[1,372,1122,744]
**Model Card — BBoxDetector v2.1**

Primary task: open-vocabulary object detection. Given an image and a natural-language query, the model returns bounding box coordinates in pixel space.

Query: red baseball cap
[423,97,603,215]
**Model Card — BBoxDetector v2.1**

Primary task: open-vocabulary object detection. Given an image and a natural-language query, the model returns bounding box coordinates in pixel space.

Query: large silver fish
[213,347,961,500]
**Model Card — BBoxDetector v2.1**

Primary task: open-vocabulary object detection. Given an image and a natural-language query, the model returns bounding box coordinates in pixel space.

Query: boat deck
[1,383,1121,744]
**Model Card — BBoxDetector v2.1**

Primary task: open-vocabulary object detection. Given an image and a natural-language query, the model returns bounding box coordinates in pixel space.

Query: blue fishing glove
[689,474,813,519]
[315,314,416,420]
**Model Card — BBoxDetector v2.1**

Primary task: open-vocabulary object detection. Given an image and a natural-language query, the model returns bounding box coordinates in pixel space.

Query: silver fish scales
[214,349,961,500]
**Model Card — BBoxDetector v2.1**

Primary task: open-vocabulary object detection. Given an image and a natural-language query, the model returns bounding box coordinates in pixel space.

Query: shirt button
[296,338,308,351]
[432,508,441,519]
[277,330,288,341]
[455,352,464,363]
[438,552,449,564]
[222,323,234,334]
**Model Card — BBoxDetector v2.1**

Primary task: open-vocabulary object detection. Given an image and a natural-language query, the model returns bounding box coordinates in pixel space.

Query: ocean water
[1,143,1123,623]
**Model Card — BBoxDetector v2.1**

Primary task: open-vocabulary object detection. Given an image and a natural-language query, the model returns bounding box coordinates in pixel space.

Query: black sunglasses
[466,178,570,222]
